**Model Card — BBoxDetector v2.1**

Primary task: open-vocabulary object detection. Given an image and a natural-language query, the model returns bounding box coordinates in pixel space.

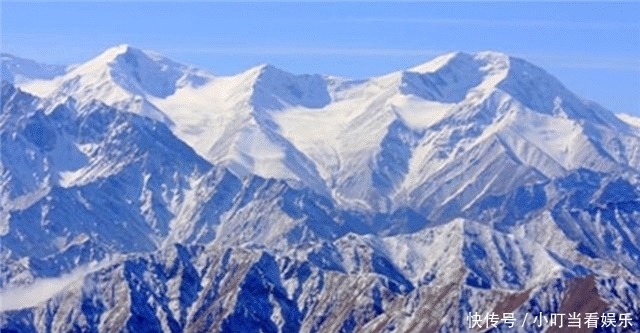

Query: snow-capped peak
[397,51,507,104]
[1,53,67,84]
[67,44,212,98]
[408,51,465,73]
[406,51,510,76]
[76,44,173,68]
[244,63,332,110]
[3,45,640,333]
[14,44,217,123]
[396,50,629,129]
[246,63,283,77]
[9,46,639,207]
[83,43,134,65]
[69,44,148,77]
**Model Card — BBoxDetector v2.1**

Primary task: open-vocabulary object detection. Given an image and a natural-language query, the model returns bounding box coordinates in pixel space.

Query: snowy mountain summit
[1,46,639,332]
[71,44,211,98]
[1,53,67,84]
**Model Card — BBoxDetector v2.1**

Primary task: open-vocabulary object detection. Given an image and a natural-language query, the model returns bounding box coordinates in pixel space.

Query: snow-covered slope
[3,220,639,332]
[0,83,418,286]
[2,47,640,332]
[15,47,640,214]
[1,54,67,84]
[18,45,213,123]
[273,51,640,213]
[618,112,640,128]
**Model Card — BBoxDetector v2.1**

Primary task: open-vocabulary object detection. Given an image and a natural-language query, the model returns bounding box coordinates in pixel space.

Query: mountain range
[1,45,639,332]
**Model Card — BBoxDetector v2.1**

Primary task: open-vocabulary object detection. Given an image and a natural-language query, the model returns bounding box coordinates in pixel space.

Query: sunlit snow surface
[1,46,639,332]
[618,113,640,128]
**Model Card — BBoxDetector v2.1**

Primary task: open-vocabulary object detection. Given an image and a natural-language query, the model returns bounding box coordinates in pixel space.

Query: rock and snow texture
[14,46,640,211]
[1,54,67,85]
[1,46,639,332]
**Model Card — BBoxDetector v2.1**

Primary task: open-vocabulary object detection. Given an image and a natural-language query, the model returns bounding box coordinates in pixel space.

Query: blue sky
[2,2,639,114]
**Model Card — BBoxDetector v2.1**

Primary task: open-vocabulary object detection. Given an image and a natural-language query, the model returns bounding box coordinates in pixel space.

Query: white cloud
[0,259,113,312]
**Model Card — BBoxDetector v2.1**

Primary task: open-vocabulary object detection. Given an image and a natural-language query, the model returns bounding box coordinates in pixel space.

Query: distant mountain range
[1,45,639,332]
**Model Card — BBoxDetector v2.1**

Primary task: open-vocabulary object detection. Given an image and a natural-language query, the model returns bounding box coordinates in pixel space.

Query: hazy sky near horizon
[2,2,639,114]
